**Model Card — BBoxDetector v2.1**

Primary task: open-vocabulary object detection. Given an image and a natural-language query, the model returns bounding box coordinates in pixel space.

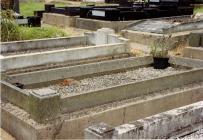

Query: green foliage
[18,26,67,40]
[1,10,67,42]
[194,7,203,14]
[20,1,65,17]
[1,10,21,42]
[150,35,176,58]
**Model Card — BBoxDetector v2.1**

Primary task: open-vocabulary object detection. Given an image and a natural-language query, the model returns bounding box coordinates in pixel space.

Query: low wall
[183,47,203,60]
[169,56,203,68]
[2,85,203,139]
[85,101,203,139]
[61,68,203,113]
[1,43,127,71]
[0,36,86,53]
[76,18,134,32]
[121,30,190,46]
[188,31,203,47]
[9,56,152,85]
[42,13,77,27]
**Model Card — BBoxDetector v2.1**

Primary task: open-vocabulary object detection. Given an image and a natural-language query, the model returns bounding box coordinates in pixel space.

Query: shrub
[1,10,21,42]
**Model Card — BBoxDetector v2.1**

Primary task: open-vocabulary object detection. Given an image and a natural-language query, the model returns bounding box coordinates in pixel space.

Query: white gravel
[46,67,187,95]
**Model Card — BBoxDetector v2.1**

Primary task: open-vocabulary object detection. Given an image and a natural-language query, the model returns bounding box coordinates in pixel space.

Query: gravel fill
[43,67,188,96]
[2,81,203,127]
[180,129,203,139]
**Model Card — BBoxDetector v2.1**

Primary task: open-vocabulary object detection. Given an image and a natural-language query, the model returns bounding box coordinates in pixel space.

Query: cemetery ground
[1,1,203,140]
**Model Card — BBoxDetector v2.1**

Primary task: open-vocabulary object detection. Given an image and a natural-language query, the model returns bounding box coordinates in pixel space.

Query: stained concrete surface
[1,128,16,140]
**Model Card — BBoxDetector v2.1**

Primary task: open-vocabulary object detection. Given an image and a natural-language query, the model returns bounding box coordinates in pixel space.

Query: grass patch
[194,7,203,14]
[18,25,68,40]
[20,1,65,17]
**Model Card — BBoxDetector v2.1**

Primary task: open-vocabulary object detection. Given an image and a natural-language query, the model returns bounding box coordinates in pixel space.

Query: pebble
[48,67,187,95]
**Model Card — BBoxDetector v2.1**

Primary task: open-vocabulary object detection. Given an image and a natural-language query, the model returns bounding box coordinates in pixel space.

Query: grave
[1,28,203,138]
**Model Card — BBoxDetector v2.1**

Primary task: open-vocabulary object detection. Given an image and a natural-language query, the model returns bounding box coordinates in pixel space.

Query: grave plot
[0,28,129,71]
[42,0,195,31]
[122,15,203,48]
[1,53,203,139]
[85,101,203,139]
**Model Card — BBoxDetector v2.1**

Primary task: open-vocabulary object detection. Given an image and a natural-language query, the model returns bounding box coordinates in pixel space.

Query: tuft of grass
[194,7,203,14]
[18,26,68,40]
[20,1,65,17]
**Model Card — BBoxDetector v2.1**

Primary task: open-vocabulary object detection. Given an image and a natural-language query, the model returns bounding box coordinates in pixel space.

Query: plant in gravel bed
[150,35,177,69]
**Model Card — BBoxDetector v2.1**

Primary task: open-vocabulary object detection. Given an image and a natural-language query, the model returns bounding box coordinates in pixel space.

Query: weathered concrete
[169,56,203,68]
[1,43,128,71]
[9,56,152,85]
[29,88,60,123]
[1,80,61,123]
[189,31,203,47]
[0,81,30,112]
[1,109,38,140]
[76,18,134,32]
[42,13,77,27]
[0,36,86,53]
[85,101,203,139]
[2,85,203,139]
[183,47,203,60]
[95,28,115,45]
[61,68,203,113]
[121,30,190,46]
[85,30,129,45]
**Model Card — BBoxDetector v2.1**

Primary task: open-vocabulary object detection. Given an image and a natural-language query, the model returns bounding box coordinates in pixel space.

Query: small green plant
[150,35,176,58]
[1,10,21,42]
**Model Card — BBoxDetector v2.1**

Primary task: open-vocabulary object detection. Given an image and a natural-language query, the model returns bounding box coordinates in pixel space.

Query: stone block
[95,28,115,45]
[29,88,60,123]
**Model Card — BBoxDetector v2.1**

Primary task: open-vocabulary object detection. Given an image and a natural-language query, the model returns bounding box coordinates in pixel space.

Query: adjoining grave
[0,28,129,71]
[85,101,203,139]
[42,0,195,31]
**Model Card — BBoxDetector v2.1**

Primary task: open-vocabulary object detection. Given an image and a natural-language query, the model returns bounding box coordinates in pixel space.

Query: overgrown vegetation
[20,1,65,17]
[194,7,203,14]
[1,10,21,42]
[1,10,68,42]
[18,26,67,40]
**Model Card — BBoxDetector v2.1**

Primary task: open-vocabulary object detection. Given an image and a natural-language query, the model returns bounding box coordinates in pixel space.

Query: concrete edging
[169,56,203,68]
[61,68,203,113]
[1,43,127,71]
[183,47,203,60]
[1,36,86,53]
[2,85,203,139]
[85,101,203,139]
[9,56,153,85]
